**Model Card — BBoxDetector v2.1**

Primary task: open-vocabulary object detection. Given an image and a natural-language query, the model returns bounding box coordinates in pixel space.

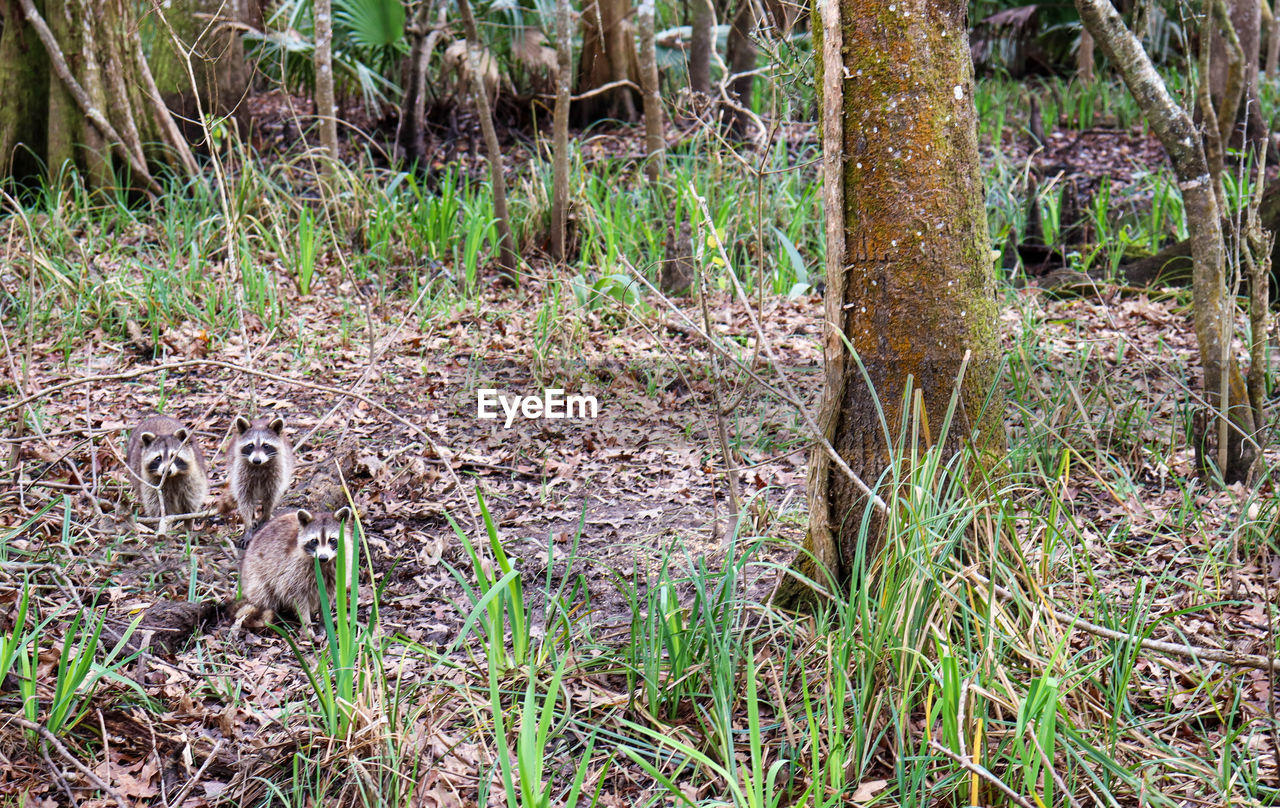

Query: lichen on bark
[777,0,1002,608]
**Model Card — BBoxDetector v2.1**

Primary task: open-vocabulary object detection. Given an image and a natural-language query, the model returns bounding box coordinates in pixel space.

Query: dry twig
[969,570,1280,672]
[5,716,132,808]
[929,740,1037,808]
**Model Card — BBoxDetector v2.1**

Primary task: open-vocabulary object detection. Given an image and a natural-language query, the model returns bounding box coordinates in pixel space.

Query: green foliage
[335,0,407,72]
[487,650,606,808]
[446,489,532,671]
[295,204,321,296]
[245,0,406,108]
[289,515,365,738]
[41,607,143,738]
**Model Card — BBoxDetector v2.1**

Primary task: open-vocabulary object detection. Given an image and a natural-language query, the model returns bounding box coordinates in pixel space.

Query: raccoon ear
[296,509,314,527]
[140,432,156,447]
[334,506,352,522]
[174,428,189,441]
[235,416,251,433]
[268,416,285,434]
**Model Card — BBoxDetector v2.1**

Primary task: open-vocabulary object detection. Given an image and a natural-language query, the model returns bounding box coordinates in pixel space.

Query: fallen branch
[167,739,225,808]
[968,570,1280,672]
[135,510,216,524]
[568,78,642,102]
[928,740,1037,808]
[5,716,131,808]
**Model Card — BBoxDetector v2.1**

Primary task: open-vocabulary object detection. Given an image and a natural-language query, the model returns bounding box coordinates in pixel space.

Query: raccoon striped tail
[228,599,276,637]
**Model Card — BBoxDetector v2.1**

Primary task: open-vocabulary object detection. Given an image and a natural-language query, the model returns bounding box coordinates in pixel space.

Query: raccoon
[126,415,209,525]
[231,507,355,639]
[228,415,295,537]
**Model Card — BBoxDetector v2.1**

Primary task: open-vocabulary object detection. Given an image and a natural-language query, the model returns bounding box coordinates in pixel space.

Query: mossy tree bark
[774,0,1002,608]
[0,0,48,183]
[1077,0,1258,484]
[0,0,197,189]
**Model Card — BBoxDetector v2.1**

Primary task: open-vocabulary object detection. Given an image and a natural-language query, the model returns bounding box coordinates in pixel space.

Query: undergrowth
[1,75,1279,806]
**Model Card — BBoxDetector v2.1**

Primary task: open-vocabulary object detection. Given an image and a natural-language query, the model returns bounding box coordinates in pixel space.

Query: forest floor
[2,107,1280,805]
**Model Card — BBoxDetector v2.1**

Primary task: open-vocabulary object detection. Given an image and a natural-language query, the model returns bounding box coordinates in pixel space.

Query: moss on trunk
[4,0,197,189]
[777,0,1002,608]
[0,0,50,182]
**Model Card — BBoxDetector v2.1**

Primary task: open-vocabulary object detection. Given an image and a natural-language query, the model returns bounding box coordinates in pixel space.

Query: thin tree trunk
[551,0,572,262]
[1077,28,1095,82]
[313,0,339,161]
[775,0,1002,608]
[638,0,664,181]
[724,0,756,133]
[1268,4,1280,78]
[1210,0,1264,154]
[395,1,441,163]
[456,0,517,274]
[1077,0,1258,483]
[689,0,712,96]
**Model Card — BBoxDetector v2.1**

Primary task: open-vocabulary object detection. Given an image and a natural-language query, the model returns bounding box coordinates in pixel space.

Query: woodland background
[3,0,1280,806]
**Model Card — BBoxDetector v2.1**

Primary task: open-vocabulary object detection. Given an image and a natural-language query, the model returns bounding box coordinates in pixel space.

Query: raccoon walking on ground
[228,415,295,541]
[126,415,209,528]
[231,507,355,640]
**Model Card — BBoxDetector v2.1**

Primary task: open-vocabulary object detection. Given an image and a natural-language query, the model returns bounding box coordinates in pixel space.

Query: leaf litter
[2,122,1279,802]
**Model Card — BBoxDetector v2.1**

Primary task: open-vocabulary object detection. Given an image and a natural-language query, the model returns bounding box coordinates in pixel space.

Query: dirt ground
[7,280,825,642]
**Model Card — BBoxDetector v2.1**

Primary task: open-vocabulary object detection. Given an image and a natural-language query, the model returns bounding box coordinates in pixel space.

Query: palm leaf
[333,0,406,49]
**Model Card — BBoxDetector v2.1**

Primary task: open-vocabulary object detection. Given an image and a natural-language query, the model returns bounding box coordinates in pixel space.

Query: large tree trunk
[724,0,756,133]
[638,0,663,180]
[775,0,1002,608]
[0,0,196,190]
[1078,0,1257,483]
[688,0,712,96]
[575,0,639,122]
[0,0,49,183]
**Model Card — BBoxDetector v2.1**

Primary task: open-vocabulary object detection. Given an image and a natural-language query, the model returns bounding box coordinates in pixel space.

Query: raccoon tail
[229,600,276,636]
